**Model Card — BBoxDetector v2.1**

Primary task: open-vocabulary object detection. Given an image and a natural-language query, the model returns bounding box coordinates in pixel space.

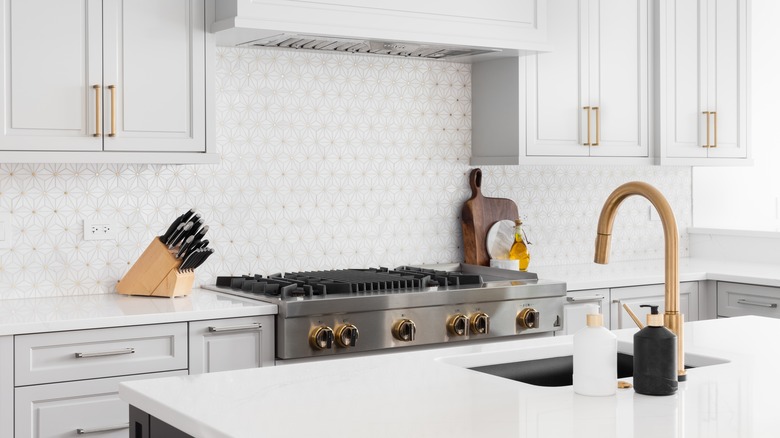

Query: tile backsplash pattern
[0,47,690,299]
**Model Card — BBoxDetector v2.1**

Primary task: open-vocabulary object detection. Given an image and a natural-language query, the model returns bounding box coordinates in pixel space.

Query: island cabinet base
[130,405,193,438]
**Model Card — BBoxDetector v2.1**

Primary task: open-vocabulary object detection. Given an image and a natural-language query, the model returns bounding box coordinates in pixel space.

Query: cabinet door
[526,0,588,157]
[587,0,649,157]
[102,0,205,152]
[705,0,748,159]
[610,282,699,330]
[0,0,102,151]
[558,289,609,335]
[717,282,780,318]
[189,316,275,374]
[0,336,11,438]
[15,371,185,438]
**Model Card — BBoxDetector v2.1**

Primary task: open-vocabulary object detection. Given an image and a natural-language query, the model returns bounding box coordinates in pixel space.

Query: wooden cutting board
[461,168,519,266]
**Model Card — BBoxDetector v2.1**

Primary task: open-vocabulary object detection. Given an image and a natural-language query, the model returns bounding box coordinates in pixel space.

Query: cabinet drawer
[718,282,780,318]
[189,316,275,374]
[15,323,188,386]
[15,370,186,438]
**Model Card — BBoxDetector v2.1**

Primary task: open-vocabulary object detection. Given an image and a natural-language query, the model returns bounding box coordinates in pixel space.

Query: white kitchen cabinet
[558,289,610,335]
[610,282,699,330]
[717,282,780,319]
[657,0,750,164]
[189,316,275,374]
[214,0,548,52]
[15,371,185,438]
[15,323,188,386]
[1,336,11,438]
[0,0,216,163]
[472,0,651,165]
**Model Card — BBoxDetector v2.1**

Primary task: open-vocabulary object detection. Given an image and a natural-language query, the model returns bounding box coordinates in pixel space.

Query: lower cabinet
[189,316,275,374]
[610,282,699,330]
[3,315,275,438]
[15,371,186,438]
[558,289,610,335]
[717,282,780,318]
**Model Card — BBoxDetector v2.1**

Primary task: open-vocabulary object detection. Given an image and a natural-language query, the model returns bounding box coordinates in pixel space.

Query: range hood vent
[243,33,501,60]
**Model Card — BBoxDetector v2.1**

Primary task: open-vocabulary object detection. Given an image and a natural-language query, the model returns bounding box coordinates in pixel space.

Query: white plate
[485,219,516,259]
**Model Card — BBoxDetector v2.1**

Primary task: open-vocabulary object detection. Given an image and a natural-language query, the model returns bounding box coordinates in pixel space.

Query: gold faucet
[594,181,686,382]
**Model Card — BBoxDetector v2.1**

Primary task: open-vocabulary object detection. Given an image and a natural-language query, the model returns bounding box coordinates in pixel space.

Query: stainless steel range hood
[241,33,501,60]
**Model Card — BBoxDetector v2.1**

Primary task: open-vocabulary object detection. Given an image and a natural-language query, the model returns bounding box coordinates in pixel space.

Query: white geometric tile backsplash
[0,47,691,299]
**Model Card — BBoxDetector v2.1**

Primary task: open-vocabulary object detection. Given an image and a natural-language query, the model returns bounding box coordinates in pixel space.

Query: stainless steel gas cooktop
[204,264,566,360]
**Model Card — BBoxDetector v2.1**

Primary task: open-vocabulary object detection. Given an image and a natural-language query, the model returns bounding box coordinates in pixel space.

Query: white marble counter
[119,316,776,437]
[0,289,277,336]
[534,257,780,290]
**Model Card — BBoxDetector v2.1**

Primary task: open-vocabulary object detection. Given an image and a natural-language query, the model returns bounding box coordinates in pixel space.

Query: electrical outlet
[83,218,116,241]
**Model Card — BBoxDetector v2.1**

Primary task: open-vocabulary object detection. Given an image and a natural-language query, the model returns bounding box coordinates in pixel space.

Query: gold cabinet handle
[592,106,600,146]
[583,106,591,146]
[712,111,717,148]
[108,85,116,137]
[702,111,711,148]
[92,84,101,137]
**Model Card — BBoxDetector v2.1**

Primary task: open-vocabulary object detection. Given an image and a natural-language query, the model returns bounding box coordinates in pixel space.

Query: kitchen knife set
[159,208,214,273]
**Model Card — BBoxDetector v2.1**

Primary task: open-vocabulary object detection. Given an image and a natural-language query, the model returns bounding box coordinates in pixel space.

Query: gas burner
[216,267,486,299]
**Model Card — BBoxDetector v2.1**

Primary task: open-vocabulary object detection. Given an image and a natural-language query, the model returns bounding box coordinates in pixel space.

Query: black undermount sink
[469,353,695,387]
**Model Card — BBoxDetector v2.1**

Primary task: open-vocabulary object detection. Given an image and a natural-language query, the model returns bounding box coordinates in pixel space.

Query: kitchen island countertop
[120,316,775,437]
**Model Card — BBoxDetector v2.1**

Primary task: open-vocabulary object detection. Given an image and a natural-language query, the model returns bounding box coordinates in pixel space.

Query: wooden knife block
[116,238,195,298]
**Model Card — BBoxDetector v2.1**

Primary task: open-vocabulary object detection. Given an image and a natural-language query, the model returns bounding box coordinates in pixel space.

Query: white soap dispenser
[573,313,617,396]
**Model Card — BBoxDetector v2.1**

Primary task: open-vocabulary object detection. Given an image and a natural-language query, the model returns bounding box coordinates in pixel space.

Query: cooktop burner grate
[215,267,485,299]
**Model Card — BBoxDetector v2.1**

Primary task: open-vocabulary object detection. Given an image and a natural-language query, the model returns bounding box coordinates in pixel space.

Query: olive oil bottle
[508,219,531,271]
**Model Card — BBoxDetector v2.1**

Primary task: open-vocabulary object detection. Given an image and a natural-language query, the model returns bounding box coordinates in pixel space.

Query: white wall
[693,1,780,230]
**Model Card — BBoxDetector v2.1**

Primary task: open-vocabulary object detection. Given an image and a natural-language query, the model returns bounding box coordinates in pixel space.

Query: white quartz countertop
[119,316,776,437]
[534,257,780,290]
[0,288,277,335]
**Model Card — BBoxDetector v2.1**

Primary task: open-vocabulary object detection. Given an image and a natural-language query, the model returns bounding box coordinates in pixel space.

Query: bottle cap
[640,305,663,327]
[586,313,603,327]
[514,219,523,225]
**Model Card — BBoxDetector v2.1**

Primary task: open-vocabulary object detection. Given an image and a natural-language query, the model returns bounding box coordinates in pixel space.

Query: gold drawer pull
[737,299,777,309]
[92,84,101,137]
[108,85,117,137]
[712,111,717,148]
[208,323,262,333]
[583,106,592,146]
[76,423,130,435]
[74,347,135,358]
[592,106,600,146]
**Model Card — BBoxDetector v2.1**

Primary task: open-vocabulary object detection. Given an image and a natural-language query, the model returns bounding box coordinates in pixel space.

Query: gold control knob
[517,308,540,329]
[469,312,490,335]
[335,324,359,348]
[392,319,416,342]
[309,326,334,350]
[447,314,468,337]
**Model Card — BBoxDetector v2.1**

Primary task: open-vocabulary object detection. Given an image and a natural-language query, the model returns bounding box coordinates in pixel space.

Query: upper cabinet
[213,0,548,53]
[657,0,750,165]
[471,0,651,165]
[0,0,217,164]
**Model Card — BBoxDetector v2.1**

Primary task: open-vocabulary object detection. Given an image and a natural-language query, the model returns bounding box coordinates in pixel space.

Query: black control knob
[447,314,468,337]
[309,326,334,350]
[469,312,490,335]
[517,308,540,329]
[335,324,359,348]
[392,319,416,342]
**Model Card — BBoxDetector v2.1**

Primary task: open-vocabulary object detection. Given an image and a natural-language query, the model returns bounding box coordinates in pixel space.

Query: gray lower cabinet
[610,282,700,330]
[4,315,274,438]
[189,316,275,374]
[15,371,185,438]
[717,282,780,318]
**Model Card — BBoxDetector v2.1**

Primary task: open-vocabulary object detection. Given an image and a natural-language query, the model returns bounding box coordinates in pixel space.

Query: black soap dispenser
[633,305,678,396]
